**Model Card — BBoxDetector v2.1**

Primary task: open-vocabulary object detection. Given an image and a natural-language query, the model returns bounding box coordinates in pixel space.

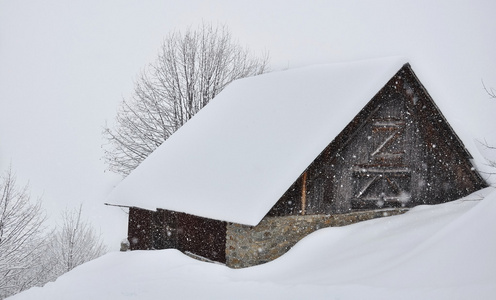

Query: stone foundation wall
[226,208,408,268]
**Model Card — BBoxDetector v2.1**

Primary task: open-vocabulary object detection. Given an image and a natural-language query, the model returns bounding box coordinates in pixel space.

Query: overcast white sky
[1,0,495,249]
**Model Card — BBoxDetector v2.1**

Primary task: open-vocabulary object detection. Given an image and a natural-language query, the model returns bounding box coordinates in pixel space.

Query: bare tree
[479,81,496,175]
[50,205,107,275]
[483,80,496,99]
[0,168,46,299]
[103,23,269,176]
[0,171,106,299]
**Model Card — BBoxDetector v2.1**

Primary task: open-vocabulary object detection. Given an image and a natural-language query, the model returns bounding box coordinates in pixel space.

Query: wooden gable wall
[268,63,487,217]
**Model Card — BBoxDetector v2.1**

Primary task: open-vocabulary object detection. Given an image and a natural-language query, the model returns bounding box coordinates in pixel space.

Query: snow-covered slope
[10,188,496,300]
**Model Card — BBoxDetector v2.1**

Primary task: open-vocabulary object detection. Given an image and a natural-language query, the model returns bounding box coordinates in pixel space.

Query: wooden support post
[301,171,307,215]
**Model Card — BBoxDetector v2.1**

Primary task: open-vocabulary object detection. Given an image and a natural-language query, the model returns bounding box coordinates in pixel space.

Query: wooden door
[351,105,412,209]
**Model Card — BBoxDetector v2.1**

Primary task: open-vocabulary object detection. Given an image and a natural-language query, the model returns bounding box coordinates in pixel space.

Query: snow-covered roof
[108,57,410,225]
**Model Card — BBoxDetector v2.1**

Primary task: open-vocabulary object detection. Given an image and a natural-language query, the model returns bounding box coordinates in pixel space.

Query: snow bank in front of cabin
[108,57,408,225]
[10,188,496,300]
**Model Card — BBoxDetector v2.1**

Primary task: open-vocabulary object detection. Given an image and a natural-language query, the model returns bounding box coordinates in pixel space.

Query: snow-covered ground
[9,187,496,300]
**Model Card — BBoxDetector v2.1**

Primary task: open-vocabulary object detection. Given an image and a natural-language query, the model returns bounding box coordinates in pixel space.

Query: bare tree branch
[0,167,46,298]
[478,82,496,180]
[103,23,269,176]
[482,79,496,99]
[50,204,107,275]
[0,169,107,298]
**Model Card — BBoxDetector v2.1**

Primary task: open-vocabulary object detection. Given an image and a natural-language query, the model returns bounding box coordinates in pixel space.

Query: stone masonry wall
[226,208,408,268]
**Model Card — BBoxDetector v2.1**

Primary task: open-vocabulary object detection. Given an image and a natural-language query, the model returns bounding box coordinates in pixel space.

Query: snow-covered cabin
[109,58,487,267]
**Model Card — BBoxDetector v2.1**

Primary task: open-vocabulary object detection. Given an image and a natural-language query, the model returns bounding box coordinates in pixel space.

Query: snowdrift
[9,188,496,300]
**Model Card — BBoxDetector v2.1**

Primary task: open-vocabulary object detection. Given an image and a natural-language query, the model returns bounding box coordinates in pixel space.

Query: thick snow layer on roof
[108,57,413,225]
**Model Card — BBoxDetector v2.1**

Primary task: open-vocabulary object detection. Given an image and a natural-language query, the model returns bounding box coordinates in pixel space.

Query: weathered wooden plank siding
[176,212,227,263]
[267,64,486,217]
[128,207,154,250]
[155,209,178,249]
[129,208,227,263]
